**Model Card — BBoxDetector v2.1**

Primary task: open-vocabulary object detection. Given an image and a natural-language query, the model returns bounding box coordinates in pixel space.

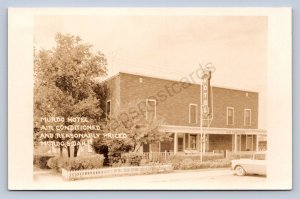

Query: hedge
[170,154,224,162]
[171,158,231,170]
[33,155,55,169]
[121,152,143,166]
[47,154,105,172]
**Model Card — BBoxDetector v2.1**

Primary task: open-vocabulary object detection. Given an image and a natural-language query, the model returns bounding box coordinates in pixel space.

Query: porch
[142,125,267,155]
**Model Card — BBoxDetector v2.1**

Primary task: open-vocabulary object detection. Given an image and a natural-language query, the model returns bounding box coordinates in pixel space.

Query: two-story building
[103,71,267,155]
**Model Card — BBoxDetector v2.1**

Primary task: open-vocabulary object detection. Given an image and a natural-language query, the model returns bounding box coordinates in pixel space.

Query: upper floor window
[106,100,111,119]
[189,104,198,124]
[244,109,251,126]
[227,107,234,125]
[146,99,156,120]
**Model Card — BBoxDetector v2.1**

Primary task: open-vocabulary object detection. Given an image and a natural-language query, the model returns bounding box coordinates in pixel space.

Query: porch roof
[159,125,267,135]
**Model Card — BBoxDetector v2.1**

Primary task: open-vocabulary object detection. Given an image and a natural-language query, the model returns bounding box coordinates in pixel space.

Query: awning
[159,125,267,135]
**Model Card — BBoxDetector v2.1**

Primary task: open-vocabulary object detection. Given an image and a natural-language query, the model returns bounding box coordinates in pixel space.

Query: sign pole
[199,64,215,162]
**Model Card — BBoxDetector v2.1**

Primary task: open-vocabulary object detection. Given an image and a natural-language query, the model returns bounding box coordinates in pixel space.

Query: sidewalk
[32,168,266,190]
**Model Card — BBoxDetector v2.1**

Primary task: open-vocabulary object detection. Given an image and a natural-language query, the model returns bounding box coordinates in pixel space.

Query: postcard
[8,8,292,190]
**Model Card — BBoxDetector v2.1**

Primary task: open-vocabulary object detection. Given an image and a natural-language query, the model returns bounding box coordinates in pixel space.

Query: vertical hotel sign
[202,70,212,119]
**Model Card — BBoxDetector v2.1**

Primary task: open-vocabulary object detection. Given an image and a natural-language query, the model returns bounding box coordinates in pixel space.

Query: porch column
[174,133,177,155]
[188,133,190,149]
[234,134,238,152]
[200,134,202,154]
[206,134,209,152]
[245,135,248,150]
[250,135,253,151]
[239,135,242,151]
[159,142,161,152]
[256,135,259,152]
[197,134,200,151]
[203,134,206,154]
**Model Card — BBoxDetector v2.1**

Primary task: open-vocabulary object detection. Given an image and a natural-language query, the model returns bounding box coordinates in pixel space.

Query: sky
[34,15,267,128]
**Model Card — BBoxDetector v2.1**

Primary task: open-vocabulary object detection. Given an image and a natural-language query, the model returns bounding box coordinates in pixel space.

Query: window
[189,104,198,124]
[244,109,251,126]
[106,100,111,119]
[146,99,156,120]
[227,107,234,125]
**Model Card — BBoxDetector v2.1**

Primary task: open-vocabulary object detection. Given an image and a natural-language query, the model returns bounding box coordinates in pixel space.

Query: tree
[118,100,173,153]
[92,100,172,164]
[34,33,108,157]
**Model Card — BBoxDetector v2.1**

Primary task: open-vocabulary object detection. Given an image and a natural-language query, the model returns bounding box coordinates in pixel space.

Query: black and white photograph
[8,8,292,190]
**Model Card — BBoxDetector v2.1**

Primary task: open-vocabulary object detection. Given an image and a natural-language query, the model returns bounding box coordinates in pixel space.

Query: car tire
[235,165,246,176]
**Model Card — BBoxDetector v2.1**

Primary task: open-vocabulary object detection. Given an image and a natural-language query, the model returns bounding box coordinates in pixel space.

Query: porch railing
[143,152,174,162]
[143,151,266,161]
[142,151,224,161]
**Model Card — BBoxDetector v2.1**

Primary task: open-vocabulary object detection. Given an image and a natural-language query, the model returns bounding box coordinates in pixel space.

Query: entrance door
[246,135,253,151]
[178,137,184,152]
[190,135,197,150]
[143,143,149,152]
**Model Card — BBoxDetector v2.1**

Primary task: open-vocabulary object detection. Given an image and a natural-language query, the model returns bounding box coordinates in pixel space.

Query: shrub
[176,158,195,170]
[169,154,224,162]
[47,154,105,172]
[47,156,62,172]
[91,141,110,166]
[171,158,231,170]
[139,159,150,166]
[108,152,124,166]
[110,161,123,167]
[202,154,224,161]
[121,152,143,166]
[33,155,54,169]
[105,143,133,166]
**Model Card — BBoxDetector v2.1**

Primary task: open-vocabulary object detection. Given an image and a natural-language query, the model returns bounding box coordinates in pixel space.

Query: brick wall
[105,72,259,129]
[104,74,120,117]
[119,72,200,126]
[210,87,258,129]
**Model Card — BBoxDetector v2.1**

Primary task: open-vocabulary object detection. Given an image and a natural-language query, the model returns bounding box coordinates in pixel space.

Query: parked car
[231,152,266,176]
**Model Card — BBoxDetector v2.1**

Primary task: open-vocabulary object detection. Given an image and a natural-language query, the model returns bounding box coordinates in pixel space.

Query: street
[33,168,267,190]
